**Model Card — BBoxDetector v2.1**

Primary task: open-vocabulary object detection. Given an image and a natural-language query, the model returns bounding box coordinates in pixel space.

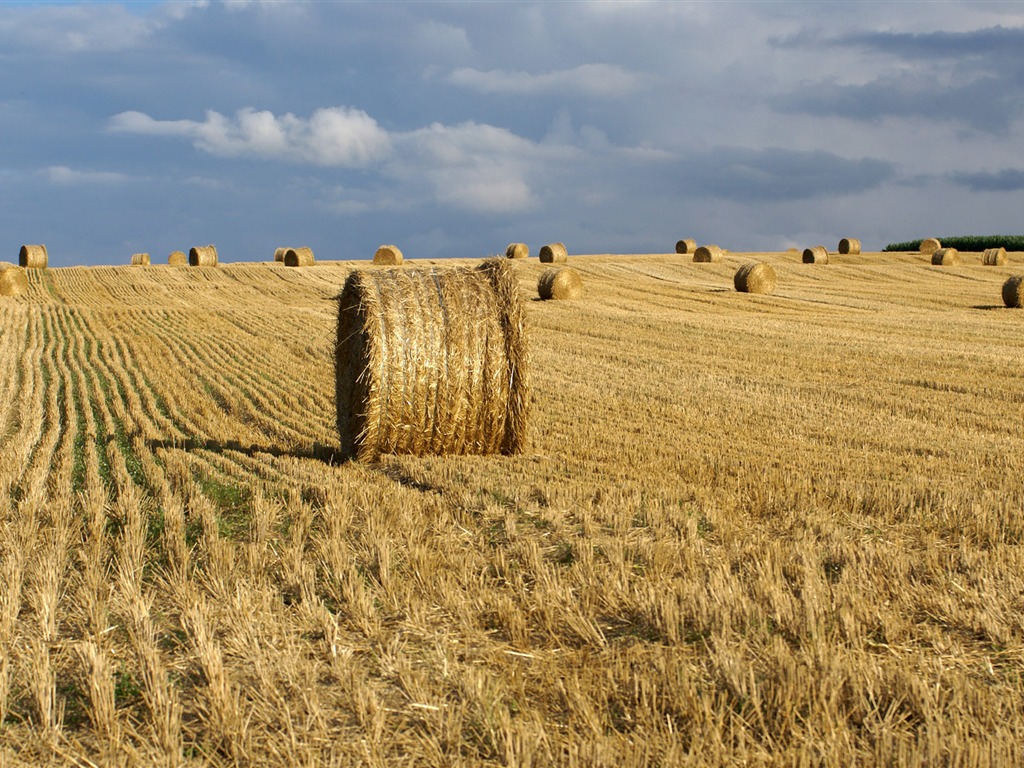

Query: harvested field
[1,252,1023,766]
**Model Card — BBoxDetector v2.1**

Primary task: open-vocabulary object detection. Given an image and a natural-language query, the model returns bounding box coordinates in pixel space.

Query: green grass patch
[192,470,253,540]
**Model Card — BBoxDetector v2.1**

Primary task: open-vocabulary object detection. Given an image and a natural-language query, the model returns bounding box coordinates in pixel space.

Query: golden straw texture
[983,247,1008,266]
[538,267,583,300]
[274,247,288,262]
[189,245,219,266]
[285,247,315,267]
[802,246,829,264]
[539,243,568,263]
[168,251,187,266]
[920,238,941,255]
[373,245,403,265]
[838,238,861,255]
[734,262,777,294]
[1002,275,1024,308]
[130,253,150,266]
[19,244,47,269]
[675,239,697,255]
[932,248,959,266]
[0,265,28,297]
[506,243,529,259]
[693,245,723,263]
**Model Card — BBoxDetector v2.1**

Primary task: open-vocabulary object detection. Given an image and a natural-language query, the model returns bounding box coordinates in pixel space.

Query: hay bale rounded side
[505,242,529,259]
[802,246,829,264]
[335,258,529,461]
[983,247,1008,266]
[373,245,403,265]
[838,238,861,255]
[274,247,288,262]
[920,238,941,255]
[19,244,48,269]
[189,245,219,266]
[168,251,187,266]
[0,265,29,297]
[675,239,698,255]
[130,253,151,266]
[537,267,583,300]
[1002,275,1024,308]
[538,243,568,263]
[734,262,777,294]
[932,248,959,266]
[693,244,723,263]
[285,247,315,267]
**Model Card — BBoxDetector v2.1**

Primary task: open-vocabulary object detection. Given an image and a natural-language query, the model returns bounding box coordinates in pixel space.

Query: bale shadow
[971,304,1009,311]
[144,436,349,465]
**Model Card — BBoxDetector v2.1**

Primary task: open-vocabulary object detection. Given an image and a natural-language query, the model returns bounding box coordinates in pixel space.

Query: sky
[3,0,1024,267]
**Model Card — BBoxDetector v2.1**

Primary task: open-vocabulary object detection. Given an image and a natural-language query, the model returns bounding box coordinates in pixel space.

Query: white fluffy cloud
[44,166,132,185]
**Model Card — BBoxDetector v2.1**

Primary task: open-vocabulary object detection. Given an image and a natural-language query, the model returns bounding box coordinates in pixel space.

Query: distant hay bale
[1002,276,1024,308]
[983,247,1008,266]
[0,265,28,297]
[920,238,941,255]
[506,242,529,259]
[274,247,288,262]
[285,247,315,267]
[19,244,47,269]
[539,243,568,263]
[932,248,959,266]
[734,262,777,294]
[373,245,403,265]
[802,246,829,264]
[693,244,723,263]
[838,238,861,255]
[675,239,697,255]
[538,267,583,300]
[189,245,219,266]
[335,258,529,461]
[168,251,187,266]
[130,253,150,266]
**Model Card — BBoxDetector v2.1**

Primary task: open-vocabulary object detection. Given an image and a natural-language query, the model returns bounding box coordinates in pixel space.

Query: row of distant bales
[5,237,1024,307]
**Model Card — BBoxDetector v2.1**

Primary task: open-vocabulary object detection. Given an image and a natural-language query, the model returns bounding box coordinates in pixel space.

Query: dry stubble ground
[0,251,1022,766]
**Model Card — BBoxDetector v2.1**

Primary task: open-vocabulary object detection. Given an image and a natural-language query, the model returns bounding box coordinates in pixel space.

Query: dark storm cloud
[947,168,1024,192]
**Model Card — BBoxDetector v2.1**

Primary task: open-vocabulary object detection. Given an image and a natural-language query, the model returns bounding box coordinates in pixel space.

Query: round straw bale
[506,242,529,259]
[734,262,777,294]
[983,247,1008,266]
[931,248,959,266]
[274,247,288,262]
[130,252,150,266]
[693,244,723,263]
[919,238,941,255]
[19,244,48,269]
[285,247,315,267]
[538,267,583,300]
[539,243,568,263]
[373,245,403,265]
[675,239,697,255]
[335,258,529,461]
[802,246,829,264]
[838,238,861,255]
[0,265,29,297]
[168,251,187,266]
[189,245,219,266]
[1002,275,1024,308]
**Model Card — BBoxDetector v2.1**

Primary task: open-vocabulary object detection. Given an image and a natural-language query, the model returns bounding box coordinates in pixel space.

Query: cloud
[0,3,156,53]
[948,168,1024,192]
[43,166,132,185]
[447,63,645,97]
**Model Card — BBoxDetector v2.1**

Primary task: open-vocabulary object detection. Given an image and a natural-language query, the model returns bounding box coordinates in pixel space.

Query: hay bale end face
[0,265,29,297]
[168,251,187,266]
[802,246,829,264]
[19,244,48,269]
[1002,275,1024,308]
[285,247,315,267]
[675,239,697,255]
[130,253,151,266]
[734,262,777,294]
[932,248,959,266]
[189,245,219,266]
[335,258,529,461]
[538,243,568,263]
[838,238,861,255]
[274,247,288,262]
[373,245,403,265]
[538,267,583,300]
[506,242,529,259]
[983,247,1008,266]
[693,244,723,263]
[920,238,941,255]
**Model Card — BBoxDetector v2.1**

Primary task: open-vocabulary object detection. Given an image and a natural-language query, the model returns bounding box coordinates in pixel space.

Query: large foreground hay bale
[506,242,529,259]
[802,246,829,264]
[19,245,47,269]
[838,238,861,255]
[336,258,529,460]
[734,262,777,294]
[539,243,568,263]
[1002,275,1024,308]
[693,244,723,263]
[168,251,187,266]
[130,252,150,266]
[373,245,403,265]
[983,247,1008,266]
[285,247,315,267]
[538,267,583,300]
[932,248,959,266]
[189,245,219,266]
[675,239,697,255]
[920,238,941,255]
[0,265,28,297]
